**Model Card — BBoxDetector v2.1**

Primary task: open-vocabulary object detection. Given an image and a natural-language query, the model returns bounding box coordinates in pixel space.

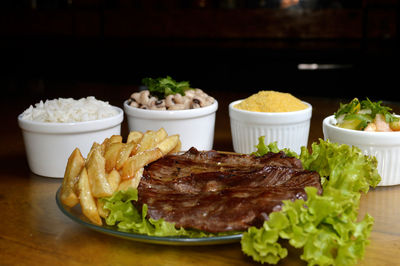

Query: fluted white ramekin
[18,107,123,178]
[124,100,218,151]
[229,100,312,155]
[323,115,400,186]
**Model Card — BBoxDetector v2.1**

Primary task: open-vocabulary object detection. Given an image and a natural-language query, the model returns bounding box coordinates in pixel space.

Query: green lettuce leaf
[299,140,381,191]
[252,136,298,158]
[100,188,189,236]
[241,139,380,265]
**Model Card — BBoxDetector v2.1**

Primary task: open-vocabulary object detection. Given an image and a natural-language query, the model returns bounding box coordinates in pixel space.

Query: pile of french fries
[60,128,181,225]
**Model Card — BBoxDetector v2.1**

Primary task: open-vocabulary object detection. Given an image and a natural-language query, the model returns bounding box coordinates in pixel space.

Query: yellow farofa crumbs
[234,91,307,112]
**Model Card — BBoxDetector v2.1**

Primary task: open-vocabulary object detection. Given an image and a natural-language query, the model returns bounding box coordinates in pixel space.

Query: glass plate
[55,187,243,246]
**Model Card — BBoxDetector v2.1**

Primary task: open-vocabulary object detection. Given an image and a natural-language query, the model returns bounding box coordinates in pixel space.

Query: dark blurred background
[0,0,399,105]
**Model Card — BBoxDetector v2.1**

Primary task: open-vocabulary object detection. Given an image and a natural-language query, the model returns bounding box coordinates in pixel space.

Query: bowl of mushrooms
[124,76,218,151]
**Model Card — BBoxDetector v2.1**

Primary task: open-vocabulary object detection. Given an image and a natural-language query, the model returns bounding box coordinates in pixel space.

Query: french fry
[104,142,124,172]
[154,127,168,144]
[77,167,102,225]
[60,148,85,207]
[127,131,143,144]
[86,142,101,164]
[115,142,139,170]
[101,135,122,155]
[118,168,144,191]
[96,198,109,219]
[100,138,109,155]
[107,169,121,193]
[121,148,163,179]
[137,128,168,153]
[156,135,180,155]
[86,147,113,198]
[136,130,156,153]
[170,139,181,154]
[109,135,123,144]
[60,128,183,226]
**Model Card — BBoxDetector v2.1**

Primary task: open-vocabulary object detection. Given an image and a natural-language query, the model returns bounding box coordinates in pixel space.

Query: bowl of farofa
[124,76,218,151]
[229,91,312,154]
[18,97,123,178]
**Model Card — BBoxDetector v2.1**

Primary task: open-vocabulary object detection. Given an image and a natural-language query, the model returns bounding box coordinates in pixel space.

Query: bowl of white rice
[18,96,123,178]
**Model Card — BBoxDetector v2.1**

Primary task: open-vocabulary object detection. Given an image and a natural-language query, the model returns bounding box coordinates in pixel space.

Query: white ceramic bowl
[323,115,400,186]
[124,100,218,151]
[18,107,123,178]
[229,100,312,155]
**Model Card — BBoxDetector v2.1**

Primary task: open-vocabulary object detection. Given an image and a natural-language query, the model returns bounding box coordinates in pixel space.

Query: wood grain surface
[1,92,400,266]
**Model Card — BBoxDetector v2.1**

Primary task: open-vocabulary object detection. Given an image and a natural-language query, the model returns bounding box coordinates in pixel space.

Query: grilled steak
[137,147,322,233]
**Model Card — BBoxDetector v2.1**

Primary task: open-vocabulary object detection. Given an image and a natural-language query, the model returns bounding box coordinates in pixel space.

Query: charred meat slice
[137,148,322,233]
[143,147,304,181]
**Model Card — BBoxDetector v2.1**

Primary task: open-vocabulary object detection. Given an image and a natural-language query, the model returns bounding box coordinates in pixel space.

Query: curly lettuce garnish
[252,136,299,158]
[100,188,189,236]
[241,138,380,265]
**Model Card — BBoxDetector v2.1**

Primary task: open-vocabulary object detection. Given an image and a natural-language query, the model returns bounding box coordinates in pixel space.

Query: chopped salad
[334,98,400,132]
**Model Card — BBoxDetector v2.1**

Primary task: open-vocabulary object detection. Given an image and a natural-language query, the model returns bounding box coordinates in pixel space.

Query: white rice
[20,96,118,123]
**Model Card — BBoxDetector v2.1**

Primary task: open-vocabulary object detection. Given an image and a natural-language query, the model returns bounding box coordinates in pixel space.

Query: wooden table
[1,92,400,265]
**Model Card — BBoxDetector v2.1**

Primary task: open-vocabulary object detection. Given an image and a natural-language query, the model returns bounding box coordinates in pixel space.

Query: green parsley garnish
[142,76,191,100]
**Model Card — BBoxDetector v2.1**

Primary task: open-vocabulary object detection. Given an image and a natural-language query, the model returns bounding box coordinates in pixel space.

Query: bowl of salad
[124,76,218,151]
[323,98,400,186]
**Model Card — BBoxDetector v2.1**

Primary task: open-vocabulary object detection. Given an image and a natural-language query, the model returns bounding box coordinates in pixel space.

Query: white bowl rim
[18,106,124,134]
[229,99,312,117]
[323,115,400,137]
[123,99,218,120]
